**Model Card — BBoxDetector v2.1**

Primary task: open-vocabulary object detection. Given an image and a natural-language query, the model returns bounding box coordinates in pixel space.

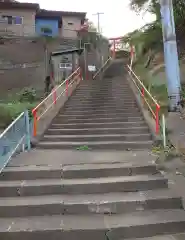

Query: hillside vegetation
[123,0,185,108]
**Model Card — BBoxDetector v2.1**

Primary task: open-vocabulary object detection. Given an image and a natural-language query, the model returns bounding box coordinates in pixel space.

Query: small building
[35,10,62,37]
[0,1,39,36]
[0,1,86,38]
[35,10,86,39]
[51,48,83,82]
[61,11,86,39]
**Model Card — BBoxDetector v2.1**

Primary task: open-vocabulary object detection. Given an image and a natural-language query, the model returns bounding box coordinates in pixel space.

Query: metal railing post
[53,88,57,104]
[66,79,69,96]
[162,114,166,148]
[32,110,37,137]
[25,110,31,151]
[142,88,145,105]
[156,104,160,134]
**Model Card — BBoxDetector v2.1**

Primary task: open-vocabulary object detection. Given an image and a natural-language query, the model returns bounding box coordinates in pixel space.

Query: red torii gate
[109,36,124,59]
[109,36,134,60]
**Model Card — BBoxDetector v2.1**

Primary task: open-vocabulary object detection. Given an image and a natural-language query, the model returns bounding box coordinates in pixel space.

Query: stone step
[76,83,129,87]
[46,126,150,135]
[0,175,167,197]
[64,104,138,110]
[0,162,158,180]
[75,85,130,88]
[58,112,142,118]
[55,116,143,123]
[37,140,153,150]
[67,100,136,105]
[74,91,133,95]
[42,133,152,142]
[75,89,132,93]
[62,108,141,114]
[78,85,131,89]
[78,82,129,86]
[50,121,146,129]
[1,210,185,239]
[64,104,139,110]
[75,88,132,92]
[77,84,130,87]
[56,116,143,123]
[73,91,134,94]
[69,96,135,101]
[73,93,134,98]
[65,100,137,106]
[0,190,182,218]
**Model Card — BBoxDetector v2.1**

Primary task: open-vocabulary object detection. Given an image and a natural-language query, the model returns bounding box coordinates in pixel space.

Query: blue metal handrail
[0,110,31,173]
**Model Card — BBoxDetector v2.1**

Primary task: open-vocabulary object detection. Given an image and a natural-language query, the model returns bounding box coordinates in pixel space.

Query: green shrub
[0,102,36,128]
[18,88,37,103]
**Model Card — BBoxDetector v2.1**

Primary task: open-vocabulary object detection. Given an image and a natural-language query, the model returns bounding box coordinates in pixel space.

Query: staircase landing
[0,150,184,239]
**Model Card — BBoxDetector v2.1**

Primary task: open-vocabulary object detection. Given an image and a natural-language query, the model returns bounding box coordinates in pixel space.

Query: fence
[127,65,167,147]
[0,111,31,173]
[32,67,82,137]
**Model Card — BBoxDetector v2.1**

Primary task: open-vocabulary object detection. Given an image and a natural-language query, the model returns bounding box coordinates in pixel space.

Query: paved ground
[153,111,185,208]
[130,234,185,239]
[5,148,185,239]
[167,112,185,154]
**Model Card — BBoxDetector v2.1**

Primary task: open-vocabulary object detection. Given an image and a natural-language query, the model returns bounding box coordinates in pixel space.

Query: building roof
[0,1,39,10]
[0,1,86,21]
[52,48,84,56]
[36,9,86,20]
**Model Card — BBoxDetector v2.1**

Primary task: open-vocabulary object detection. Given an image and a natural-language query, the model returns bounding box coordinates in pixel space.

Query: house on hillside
[0,1,39,36]
[0,1,86,38]
[35,10,86,39]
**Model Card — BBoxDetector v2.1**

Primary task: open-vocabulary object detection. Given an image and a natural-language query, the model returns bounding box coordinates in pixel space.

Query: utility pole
[93,12,104,68]
[93,12,104,34]
[160,0,181,111]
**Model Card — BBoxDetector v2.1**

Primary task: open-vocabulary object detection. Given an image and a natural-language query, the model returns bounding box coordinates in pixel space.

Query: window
[2,15,23,25]
[40,26,52,34]
[14,16,22,25]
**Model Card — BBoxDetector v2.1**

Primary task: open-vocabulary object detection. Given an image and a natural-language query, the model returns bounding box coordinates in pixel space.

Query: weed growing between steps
[76,145,90,151]
[152,145,181,163]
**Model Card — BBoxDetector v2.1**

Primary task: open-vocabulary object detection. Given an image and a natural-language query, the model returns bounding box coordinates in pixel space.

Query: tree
[129,0,185,50]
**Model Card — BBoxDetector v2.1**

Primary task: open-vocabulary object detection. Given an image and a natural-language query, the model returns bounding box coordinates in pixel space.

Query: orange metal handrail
[32,67,82,137]
[127,65,160,134]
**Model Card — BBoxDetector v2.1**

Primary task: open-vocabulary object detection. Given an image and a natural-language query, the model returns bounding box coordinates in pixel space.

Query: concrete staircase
[0,60,185,239]
[38,61,153,150]
[0,151,185,239]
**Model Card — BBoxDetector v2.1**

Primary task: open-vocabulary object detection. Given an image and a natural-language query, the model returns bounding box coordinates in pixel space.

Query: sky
[19,0,156,38]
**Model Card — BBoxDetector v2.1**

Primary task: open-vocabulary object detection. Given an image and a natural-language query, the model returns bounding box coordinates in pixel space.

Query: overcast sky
[19,0,156,38]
